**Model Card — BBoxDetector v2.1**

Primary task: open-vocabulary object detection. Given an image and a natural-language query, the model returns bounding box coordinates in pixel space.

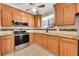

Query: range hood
[12,20,28,27]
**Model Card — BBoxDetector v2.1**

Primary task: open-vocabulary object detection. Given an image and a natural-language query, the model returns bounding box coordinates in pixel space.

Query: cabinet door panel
[76,4,79,13]
[41,35,48,49]
[55,4,76,25]
[1,37,7,55]
[68,43,77,56]
[60,38,78,56]
[2,4,12,26]
[29,33,35,44]
[7,37,14,54]
[48,36,59,55]
[29,14,35,27]
[63,4,76,25]
[34,15,41,27]
[55,4,64,25]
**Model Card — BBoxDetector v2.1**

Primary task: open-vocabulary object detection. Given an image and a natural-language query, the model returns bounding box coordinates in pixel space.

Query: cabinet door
[60,41,68,56]
[1,4,12,26]
[76,4,79,13]
[6,36,14,54]
[68,43,78,56]
[35,33,38,44]
[1,37,7,55]
[54,4,64,26]
[23,13,29,23]
[29,14,35,27]
[0,37,1,56]
[60,40,78,56]
[48,36,59,55]
[1,36,14,55]
[13,8,20,21]
[63,4,76,25]
[0,4,1,26]
[29,33,35,44]
[41,34,48,49]
[34,15,41,27]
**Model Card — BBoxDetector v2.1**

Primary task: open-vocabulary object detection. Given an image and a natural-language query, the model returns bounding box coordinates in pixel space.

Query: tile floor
[6,44,55,56]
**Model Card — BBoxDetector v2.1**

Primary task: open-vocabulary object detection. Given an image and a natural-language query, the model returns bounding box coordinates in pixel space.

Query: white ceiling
[5,3,56,16]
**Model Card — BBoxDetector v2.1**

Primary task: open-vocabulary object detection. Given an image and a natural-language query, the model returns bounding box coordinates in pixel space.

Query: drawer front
[60,38,78,44]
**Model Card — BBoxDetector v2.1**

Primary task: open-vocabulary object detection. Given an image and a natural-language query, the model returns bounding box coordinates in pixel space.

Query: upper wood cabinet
[54,3,76,26]
[34,15,41,27]
[63,4,76,25]
[28,14,35,27]
[13,8,21,22]
[0,4,1,26]
[22,13,29,23]
[1,4,13,26]
[76,4,79,13]
[54,4,64,25]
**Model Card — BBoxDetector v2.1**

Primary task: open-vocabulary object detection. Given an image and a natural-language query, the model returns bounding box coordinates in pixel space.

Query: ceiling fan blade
[29,3,36,6]
[25,8,31,11]
[29,3,33,6]
[38,5,45,8]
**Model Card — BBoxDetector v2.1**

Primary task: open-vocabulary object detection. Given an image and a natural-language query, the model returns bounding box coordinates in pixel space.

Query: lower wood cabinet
[60,38,78,56]
[29,33,35,44]
[41,34,48,49]
[48,36,59,55]
[0,37,1,56]
[1,35,14,55]
[34,33,48,49]
[29,33,78,56]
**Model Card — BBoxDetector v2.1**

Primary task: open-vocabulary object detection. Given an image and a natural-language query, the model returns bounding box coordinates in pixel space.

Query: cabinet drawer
[48,36,59,41]
[60,38,78,44]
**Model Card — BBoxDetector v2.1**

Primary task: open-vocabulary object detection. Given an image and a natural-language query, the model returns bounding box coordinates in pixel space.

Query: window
[41,14,54,28]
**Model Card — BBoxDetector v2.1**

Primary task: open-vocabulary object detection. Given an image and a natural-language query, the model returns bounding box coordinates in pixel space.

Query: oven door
[15,35,22,46]
[22,34,29,44]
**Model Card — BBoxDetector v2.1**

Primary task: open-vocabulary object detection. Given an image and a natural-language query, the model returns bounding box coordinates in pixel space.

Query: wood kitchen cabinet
[1,4,13,26]
[34,15,41,27]
[22,13,29,23]
[28,14,35,27]
[54,4,64,26]
[60,38,78,56]
[30,33,78,56]
[63,4,76,25]
[48,36,59,55]
[13,8,29,23]
[29,33,35,44]
[0,37,1,56]
[13,8,21,22]
[54,3,76,26]
[40,34,48,49]
[34,33,48,49]
[35,33,41,45]
[1,35,14,55]
[0,4,1,26]
[76,4,79,13]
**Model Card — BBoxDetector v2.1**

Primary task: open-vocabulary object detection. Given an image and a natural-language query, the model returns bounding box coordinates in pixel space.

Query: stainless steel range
[14,31,29,51]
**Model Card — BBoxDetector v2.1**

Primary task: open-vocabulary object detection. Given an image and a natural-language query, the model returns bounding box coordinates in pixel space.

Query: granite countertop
[0,31,14,36]
[0,30,78,39]
[30,31,78,40]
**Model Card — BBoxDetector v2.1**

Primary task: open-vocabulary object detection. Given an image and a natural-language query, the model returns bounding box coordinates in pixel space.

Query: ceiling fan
[25,3,45,15]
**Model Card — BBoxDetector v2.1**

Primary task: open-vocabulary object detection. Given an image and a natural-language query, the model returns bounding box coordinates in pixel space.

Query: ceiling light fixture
[32,8,37,12]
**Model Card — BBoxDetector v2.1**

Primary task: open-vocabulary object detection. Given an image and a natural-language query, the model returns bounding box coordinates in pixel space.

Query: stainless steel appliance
[14,31,29,51]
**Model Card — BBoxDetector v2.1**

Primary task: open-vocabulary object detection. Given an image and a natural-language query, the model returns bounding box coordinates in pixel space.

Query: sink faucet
[46,28,48,32]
